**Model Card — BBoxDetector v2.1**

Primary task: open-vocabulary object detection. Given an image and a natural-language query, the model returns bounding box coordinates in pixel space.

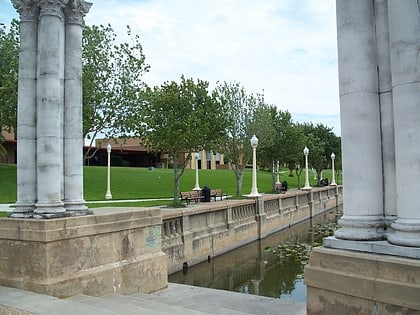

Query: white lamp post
[105,144,112,199]
[249,135,261,197]
[330,152,337,186]
[193,152,201,191]
[303,146,312,190]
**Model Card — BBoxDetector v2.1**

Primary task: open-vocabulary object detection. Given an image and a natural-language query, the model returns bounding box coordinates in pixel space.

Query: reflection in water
[169,207,342,302]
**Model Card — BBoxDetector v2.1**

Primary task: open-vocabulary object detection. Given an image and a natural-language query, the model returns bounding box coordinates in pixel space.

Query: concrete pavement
[0,283,306,315]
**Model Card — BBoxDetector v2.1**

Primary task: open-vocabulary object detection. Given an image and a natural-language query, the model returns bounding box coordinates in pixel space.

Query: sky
[1,0,341,135]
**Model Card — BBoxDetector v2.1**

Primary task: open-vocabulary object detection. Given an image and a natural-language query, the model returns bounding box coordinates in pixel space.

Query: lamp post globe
[330,152,337,186]
[249,135,261,197]
[193,152,201,191]
[303,146,311,190]
[105,144,112,199]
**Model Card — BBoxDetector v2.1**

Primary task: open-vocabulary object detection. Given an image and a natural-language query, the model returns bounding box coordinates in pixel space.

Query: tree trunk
[173,155,180,203]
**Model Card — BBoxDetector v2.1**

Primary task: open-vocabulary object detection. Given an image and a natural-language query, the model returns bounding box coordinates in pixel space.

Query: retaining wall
[162,186,343,274]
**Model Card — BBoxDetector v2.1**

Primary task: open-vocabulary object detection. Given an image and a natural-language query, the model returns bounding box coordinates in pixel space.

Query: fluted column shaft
[34,0,68,218]
[334,0,385,241]
[387,0,420,247]
[64,1,91,214]
[375,0,397,230]
[11,1,39,218]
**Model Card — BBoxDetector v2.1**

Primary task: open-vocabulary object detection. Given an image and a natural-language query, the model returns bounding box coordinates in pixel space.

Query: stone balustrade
[162,186,343,274]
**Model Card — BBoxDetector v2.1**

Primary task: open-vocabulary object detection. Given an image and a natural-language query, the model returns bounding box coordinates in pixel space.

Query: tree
[259,107,306,190]
[0,20,19,133]
[138,76,229,205]
[0,21,150,161]
[82,24,150,160]
[214,82,273,196]
[300,122,341,185]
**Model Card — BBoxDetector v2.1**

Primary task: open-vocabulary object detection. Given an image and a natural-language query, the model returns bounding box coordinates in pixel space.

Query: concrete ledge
[0,208,168,298]
[0,207,161,242]
[324,236,420,259]
[304,247,420,314]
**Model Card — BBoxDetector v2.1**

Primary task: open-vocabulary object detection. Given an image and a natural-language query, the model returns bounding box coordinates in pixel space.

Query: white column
[105,144,112,199]
[330,153,336,186]
[387,0,420,247]
[334,0,385,241]
[375,0,397,230]
[248,135,260,197]
[11,0,38,218]
[63,0,91,215]
[192,152,200,191]
[303,147,311,190]
[34,0,67,218]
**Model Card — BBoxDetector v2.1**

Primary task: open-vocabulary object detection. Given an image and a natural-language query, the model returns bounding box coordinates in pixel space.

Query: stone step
[0,284,306,315]
[0,286,120,315]
[117,292,252,315]
[67,293,211,315]
[132,283,306,315]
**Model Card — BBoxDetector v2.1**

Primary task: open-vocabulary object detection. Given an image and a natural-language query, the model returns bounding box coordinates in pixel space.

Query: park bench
[210,189,228,201]
[180,190,204,205]
[274,181,288,194]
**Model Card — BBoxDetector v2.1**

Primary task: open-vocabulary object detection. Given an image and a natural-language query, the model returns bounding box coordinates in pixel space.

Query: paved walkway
[0,283,306,315]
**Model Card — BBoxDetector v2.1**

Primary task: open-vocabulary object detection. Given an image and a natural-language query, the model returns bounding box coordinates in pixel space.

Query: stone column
[387,0,420,247]
[210,151,216,170]
[334,0,385,241]
[375,0,397,231]
[11,0,39,218]
[34,0,68,218]
[63,0,91,215]
[201,149,207,169]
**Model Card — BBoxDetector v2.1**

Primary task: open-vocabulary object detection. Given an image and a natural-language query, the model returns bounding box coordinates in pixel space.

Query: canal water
[169,208,341,303]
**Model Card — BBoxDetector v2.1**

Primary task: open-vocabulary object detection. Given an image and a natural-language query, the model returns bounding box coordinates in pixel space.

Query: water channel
[169,207,342,303]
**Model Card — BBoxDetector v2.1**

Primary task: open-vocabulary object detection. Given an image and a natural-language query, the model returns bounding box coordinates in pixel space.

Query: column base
[305,247,420,314]
[34,202,66,219]
[388,218,420,247]
[64,200,92,216]
[334,214,386,241]
[9,202,35,218]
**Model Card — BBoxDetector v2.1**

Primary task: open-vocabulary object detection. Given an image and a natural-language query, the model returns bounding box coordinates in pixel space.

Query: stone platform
[0,207,167,298]
[0,283,306,315]
[304,246,420,314]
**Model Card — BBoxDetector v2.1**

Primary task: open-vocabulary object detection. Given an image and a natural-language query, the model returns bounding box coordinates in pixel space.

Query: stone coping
[324,236,420,259]
[0,207,161,242]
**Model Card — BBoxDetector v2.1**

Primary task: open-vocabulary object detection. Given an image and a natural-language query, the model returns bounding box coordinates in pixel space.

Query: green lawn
[0,163,341,204]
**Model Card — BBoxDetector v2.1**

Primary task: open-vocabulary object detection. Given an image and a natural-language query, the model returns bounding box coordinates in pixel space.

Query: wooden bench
[210,189,228,201]
[180,190,204,205]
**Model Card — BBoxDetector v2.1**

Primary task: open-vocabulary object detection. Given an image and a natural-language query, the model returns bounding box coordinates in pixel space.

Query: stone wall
[305,247,420,314]
[162,186,342,274]
[0,208,167,298]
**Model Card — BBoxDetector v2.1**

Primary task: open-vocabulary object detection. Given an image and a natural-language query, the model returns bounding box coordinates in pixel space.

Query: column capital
[11,0,39,22]
[38,0,68,20]
[65,0,92,25]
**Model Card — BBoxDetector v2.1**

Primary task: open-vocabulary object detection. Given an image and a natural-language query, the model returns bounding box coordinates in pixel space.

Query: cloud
[4,0,341,134]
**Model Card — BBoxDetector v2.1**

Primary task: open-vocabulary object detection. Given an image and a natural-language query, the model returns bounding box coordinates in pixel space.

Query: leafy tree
[0,20,19,133]
[300,122,341,185]
[260,108,306,189]
[82,24,150,160]
[0,21,150,161]
[214,82,273,196]
[138,76,229,205]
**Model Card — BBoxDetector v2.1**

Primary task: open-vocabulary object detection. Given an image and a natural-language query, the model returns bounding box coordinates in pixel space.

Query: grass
[0,163,341,204]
